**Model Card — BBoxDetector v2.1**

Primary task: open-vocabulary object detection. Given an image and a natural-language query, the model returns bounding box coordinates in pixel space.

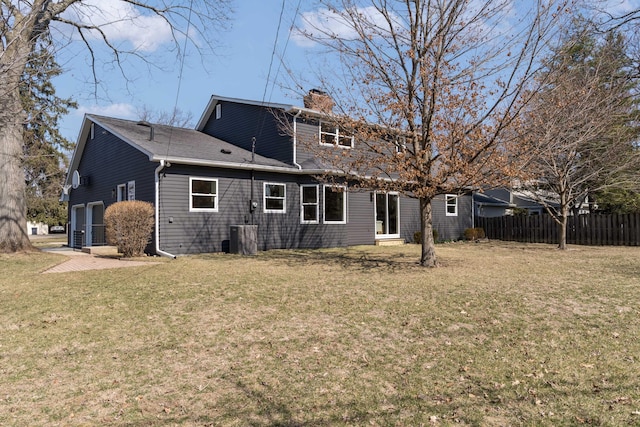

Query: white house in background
[26,221,48,235]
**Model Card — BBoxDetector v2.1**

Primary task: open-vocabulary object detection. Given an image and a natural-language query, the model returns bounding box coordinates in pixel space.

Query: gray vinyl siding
[200,102,294,165]
[431,194,473,241]
[400,196,421,243]
[68,123,157,246]
[347,191,375,246]
[157,166,351,255]
[293,116,321,167]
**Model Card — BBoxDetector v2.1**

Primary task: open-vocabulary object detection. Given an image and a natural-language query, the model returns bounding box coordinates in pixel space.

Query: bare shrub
[105,201,154,257]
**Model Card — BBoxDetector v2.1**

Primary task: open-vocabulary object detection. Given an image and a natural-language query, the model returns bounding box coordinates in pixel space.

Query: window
[190,178,218,211]
[215,103,221,119]
[90,123,95,139]
[300,185,319,223]
[264,183,286,213]
[382,133,406,154]
[127,180,136,201]
[323,185,347,224]
[117,184,127,201]
[319,121,353,148]
[445,194,458,216]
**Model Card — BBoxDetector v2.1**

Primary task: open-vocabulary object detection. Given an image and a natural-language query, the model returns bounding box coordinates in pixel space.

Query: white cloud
[63,0,174,52]
[293,6,398,47]
[603,0,639,15]
[76,103,137,119]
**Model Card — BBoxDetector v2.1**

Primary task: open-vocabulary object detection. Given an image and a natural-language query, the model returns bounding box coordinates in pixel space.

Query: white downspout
[292,110,303,170]
[155,160,177,258]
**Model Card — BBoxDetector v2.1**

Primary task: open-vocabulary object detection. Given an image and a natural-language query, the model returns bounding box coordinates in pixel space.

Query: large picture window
[445,194,458,216]
[190,178,218,211]
[319,121,354,148]
[300,185,319,223]
[323,185,347,224]
[264,183,286,213]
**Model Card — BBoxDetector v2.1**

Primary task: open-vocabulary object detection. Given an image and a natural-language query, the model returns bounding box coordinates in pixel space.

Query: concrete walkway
[42,247,159,273]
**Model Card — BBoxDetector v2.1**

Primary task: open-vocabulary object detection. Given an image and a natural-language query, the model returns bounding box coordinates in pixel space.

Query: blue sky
[53,0,313,143]
[51,0,639,144]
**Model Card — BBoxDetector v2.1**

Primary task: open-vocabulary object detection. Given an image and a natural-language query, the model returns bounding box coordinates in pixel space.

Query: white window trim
[300,184,319,224]
[127,180,136,201]
[189,177,219,212]
[319,121,354,148]
[117,184,127,202]
[323,185,347,224]
[90,123,95,140]
[445,194,458,217]
[374,192,400,238]
[263,182,287,213]
[215,103,221,119]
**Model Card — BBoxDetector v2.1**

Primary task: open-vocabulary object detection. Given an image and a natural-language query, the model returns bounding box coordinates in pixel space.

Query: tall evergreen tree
[20,41,77,228]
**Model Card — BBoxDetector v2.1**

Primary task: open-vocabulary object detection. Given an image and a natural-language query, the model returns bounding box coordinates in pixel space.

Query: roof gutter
[154,160,177,259]
[150,155,324,175]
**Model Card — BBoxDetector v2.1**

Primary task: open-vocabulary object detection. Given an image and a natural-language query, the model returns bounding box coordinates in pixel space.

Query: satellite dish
[71,170,80,189]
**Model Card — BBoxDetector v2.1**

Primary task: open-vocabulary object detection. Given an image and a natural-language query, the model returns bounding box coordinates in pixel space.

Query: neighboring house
[475,188,552,217]
[26,221,48,236]
[62,93,473,256]
[473,192,516,218]
[475,187,589,217]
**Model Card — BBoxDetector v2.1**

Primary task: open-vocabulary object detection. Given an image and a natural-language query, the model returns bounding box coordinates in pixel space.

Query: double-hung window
[264,183,286,213]
[300,185,319,223]
[320,121,354,148]
[190,178,218,211]
[323,185,347,224]
[445,194,458,216]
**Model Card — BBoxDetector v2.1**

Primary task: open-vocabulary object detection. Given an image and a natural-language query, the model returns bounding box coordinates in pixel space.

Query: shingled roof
[87,114,295,170]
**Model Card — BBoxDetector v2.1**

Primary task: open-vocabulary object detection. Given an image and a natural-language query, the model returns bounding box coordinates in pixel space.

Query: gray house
[63,94,473,256]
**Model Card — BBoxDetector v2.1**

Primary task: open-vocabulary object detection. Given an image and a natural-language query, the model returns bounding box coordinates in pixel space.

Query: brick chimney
[303,89,334,113]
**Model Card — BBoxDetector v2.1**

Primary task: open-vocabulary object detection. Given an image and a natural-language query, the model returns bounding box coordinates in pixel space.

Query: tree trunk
[419,197,438,267]
[0,39,34,252]
[557,207,568,250]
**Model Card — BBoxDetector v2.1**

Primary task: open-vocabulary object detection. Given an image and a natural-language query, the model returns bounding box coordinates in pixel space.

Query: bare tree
[520,25,640,249]
[136,105,195,128]
[0,0,231,252]
[291,0,570,267]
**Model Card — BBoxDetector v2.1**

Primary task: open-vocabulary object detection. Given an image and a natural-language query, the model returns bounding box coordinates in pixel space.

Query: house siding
[157,165,353,255]
[432,194,473,240]
[400,196,421,243]
[292,116,321,167]
[200,101,294,165]
[67,123,157,246]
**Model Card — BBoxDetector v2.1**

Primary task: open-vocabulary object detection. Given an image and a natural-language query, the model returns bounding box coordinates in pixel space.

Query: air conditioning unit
[229,225,258,255]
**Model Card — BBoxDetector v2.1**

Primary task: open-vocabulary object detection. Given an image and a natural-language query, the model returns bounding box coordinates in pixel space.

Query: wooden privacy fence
[476,213,640,246]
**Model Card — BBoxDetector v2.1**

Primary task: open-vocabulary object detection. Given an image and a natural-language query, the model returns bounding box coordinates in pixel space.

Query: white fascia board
[152,155,331,175]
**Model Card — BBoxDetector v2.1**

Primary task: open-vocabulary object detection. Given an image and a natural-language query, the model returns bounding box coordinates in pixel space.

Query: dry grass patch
[1,242,639,426]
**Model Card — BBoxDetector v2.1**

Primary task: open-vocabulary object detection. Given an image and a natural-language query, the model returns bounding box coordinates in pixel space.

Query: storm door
[87,202,105,246]
[71,205,85,248]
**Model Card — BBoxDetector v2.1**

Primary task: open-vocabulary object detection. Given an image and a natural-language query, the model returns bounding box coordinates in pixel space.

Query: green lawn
[1,242,639,426]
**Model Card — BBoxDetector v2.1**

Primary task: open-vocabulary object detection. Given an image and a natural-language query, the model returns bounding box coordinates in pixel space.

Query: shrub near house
[105,201,154,257]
